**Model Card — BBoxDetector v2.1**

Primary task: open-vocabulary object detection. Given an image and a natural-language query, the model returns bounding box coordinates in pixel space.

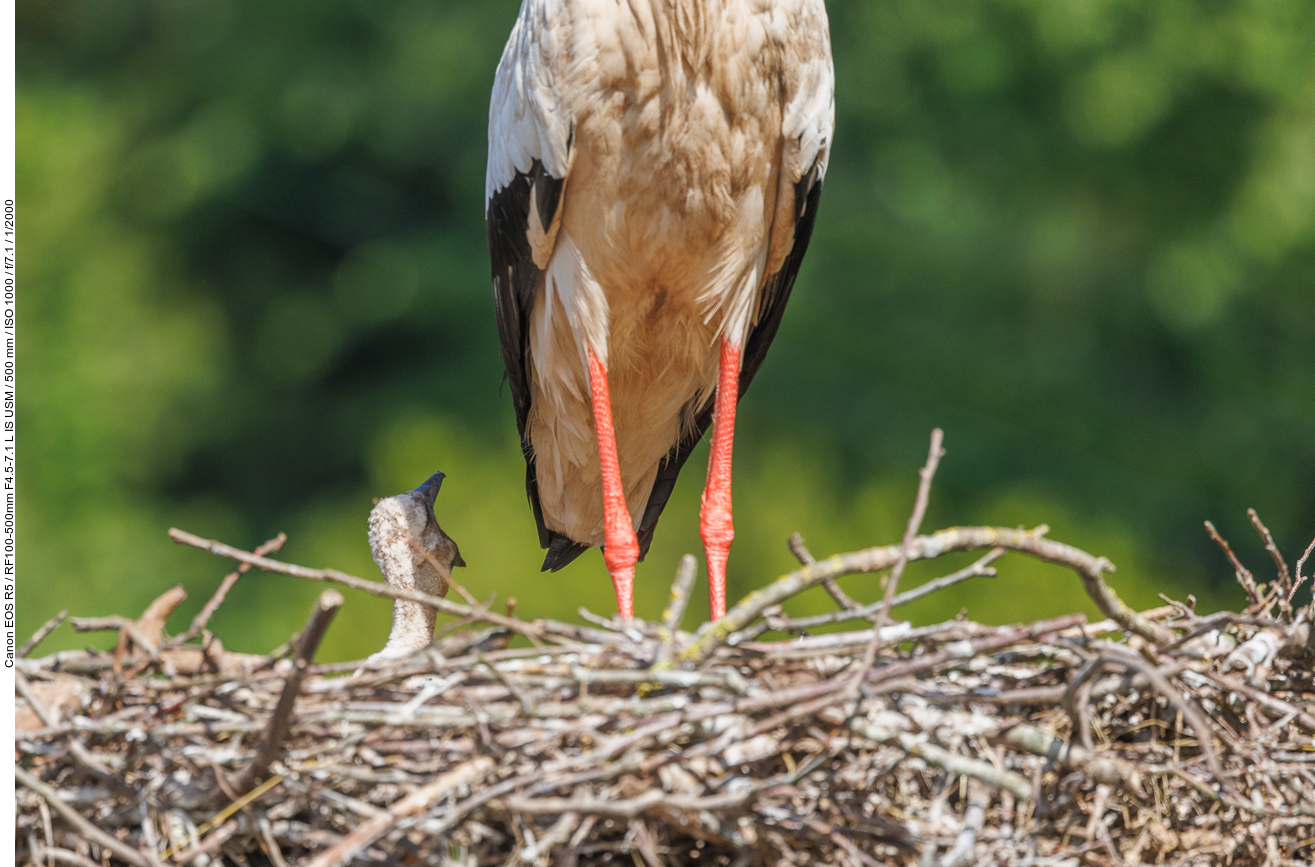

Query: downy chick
[368,471,465,661]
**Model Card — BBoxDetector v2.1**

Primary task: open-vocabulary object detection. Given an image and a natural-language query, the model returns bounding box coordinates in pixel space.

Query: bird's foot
[704,539,736,620]
[604,542,638,620]
[704,481,736,623]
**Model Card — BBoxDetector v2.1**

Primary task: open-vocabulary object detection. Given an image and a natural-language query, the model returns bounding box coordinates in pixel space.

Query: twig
[1248,509,1291,593]
[41,849,103,867]
[845,430,945,701]
[866,613,1086,685]
[1291,536,1315,604]
[1195,667,1315,733]
[879,428,945,625]
[15,670,57,728]
[788,532,815,567]
[20,610,67,658]
[653,554,697,668]
[737,549,1005,641]
[792,532,860,610]
[16,671,123,785]
[630,820,664,867]
[844,716,1032,800]
[940,780,989,867]
[228,590,342,795]
[509,811,579,865]
[69,615,131,632]
[1205,521,1261,606]
[177,775,285,855]
[889,547,1005,609]
[1062,647,1224,784]
[114,585,188,675]
[1000,725,1142,791]
[676,525,1168,666]
[15,765,164,867]
[170,533,287,647]
[301,756,495,867]
[169,818,240,864]
[257,817,290,867]
[169,527,547,641]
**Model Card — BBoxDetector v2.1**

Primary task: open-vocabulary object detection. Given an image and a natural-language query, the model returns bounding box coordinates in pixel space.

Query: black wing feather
[487,159,588,570]
[634,160,826,557]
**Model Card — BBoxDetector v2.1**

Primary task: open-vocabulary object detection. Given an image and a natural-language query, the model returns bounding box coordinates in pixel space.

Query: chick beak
[413,471,446,509]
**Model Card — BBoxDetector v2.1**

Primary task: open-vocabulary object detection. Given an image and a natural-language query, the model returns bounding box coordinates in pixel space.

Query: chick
[367,472,465,661]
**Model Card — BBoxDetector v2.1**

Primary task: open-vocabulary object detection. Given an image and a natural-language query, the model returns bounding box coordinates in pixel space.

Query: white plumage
[487,0,834,618]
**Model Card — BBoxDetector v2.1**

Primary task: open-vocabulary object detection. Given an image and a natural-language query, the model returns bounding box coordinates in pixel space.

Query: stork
[487,0,834,620]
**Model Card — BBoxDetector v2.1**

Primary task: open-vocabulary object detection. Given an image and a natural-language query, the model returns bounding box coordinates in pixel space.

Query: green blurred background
[17,0,1314,662]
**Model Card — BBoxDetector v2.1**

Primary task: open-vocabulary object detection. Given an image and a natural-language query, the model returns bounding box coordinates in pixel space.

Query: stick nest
[15,440,1315,867]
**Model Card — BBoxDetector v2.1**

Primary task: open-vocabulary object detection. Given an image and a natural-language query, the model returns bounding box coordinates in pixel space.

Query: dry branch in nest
[14,432,1315,867]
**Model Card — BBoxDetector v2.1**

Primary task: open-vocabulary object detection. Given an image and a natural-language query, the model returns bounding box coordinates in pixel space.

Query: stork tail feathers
[542,534,588,572]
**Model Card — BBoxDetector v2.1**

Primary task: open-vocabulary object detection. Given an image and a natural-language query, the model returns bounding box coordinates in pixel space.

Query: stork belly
[528,296,720,548]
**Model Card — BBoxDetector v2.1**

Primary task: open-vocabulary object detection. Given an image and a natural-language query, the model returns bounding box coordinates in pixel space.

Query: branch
[228,589,342,795]
[1205,521,1261,607]
[879,428,944,625]
[844,716,1032,800]
[169,527,547,641]
[170,533,287,647]
[19,610,67,658]
[676,526,1167,666]
[653,554,698,668]
[1000,725,1142,791]
[15,765,165,867]
[301,756,495,867]
[1292,536,1315,605]
[791,532,860,611]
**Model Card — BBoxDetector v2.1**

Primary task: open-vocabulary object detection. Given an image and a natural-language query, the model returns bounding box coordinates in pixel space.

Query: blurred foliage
[17,0,1314,661]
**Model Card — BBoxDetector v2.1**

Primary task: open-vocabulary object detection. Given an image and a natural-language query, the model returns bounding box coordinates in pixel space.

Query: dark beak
[413,472,446,509]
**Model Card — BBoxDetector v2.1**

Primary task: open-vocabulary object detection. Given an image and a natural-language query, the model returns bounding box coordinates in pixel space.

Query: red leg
[587,349,639,619]
[701,338,742,620]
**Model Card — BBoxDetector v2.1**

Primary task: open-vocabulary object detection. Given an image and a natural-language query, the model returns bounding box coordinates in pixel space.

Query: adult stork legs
[586,349,640,619]
[700,338,742,621]
[588,338,741,621]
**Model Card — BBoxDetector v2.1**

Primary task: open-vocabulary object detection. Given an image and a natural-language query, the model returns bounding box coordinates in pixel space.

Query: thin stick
[1063,647,1224,784]
[1196,668,1315,733]
[845,717,1032,800]
[1291,536,1315,604]
[228,590,342,795]
[301,756,495,867]
[15,765,164,867]
[41,849,104,867]
[15,670,57,728]
[1247,509,1291,590]
[16,671,121,784]
[20,610,67,658]
[889,547,1004,609]
[1000,725,1141,790]
[170,533,287,647]
[1205,521,1261,605]
[654,555,697,668]
[867,613,1086,685]
[732,549,1005,643]
[791,532,859,611]
[169,528,546,641]
[788,532,815,566]
[879,428,945,626]
[510,811,580,865]
[168,820,240,864]
[69,616,131,633]
[675,525,1167,666]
